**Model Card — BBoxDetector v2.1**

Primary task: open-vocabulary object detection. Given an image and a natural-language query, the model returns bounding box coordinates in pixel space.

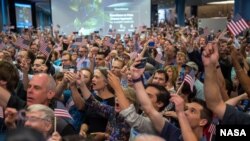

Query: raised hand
[47,131,62,141]
[76,71,86,87]
[230,44,241,60]
[64,72,77,86]
[202,42,219,67]
[120,66,128,78]
[4,108,18,128]
[130,56,145,80]
[107,71,120,89]
[170,94,185,114]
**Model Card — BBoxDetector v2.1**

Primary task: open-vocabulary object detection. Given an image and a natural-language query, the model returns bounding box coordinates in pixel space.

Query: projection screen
[51,0,151,35]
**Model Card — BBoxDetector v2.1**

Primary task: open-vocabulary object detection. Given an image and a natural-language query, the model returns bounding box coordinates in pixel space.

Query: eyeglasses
[61,59,69,62]
[78,51,87,53]
[24,116,51,123]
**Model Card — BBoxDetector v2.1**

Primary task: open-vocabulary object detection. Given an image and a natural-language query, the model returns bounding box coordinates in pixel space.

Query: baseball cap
[183,61,198,71]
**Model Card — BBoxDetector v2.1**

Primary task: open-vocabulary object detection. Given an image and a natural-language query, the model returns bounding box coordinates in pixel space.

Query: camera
[148,41,155,47]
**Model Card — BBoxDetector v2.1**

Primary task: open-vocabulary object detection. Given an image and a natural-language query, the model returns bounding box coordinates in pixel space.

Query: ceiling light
[207,0,234,5]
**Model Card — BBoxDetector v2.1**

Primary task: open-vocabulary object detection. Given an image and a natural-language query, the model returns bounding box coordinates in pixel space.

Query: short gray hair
[26,104,54,123]
[26,104,54,135]
[46,74,56,92]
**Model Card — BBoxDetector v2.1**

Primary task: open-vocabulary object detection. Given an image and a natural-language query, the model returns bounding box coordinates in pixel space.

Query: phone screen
[75,37,82,42]
[135,58,147,69]
[148,42,155,47]
[63,65,71,72]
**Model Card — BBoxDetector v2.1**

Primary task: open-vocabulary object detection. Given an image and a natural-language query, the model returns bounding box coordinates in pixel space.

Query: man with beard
[76,46,90,70]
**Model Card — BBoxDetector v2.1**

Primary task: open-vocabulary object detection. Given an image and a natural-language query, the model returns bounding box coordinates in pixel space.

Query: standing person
[164,66,178,93]
[202,42,250,124]
[54,68,93,132]
[81,67,115,135]
[129,56,212,141]
[0,72,76,136]
[76,46,90,70]
[78,71,137,141]
[4,104,54,139]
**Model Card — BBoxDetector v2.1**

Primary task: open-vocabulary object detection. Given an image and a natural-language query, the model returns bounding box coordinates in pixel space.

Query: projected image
[15,3,33,28]
[52,0,151,35]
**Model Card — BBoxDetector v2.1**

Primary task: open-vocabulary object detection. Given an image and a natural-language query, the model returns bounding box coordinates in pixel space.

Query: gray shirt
[119,104,158,137]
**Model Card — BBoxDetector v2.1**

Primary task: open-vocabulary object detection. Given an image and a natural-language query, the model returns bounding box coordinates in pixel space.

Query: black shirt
[84,94,115,133]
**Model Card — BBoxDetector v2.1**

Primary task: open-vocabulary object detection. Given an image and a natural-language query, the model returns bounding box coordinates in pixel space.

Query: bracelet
[132,77,142,83]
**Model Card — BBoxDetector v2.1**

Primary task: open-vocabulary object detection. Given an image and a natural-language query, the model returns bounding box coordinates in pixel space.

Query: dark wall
[151,4,158,26]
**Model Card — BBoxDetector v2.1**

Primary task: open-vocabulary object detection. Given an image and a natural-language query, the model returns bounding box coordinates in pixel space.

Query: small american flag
[39,40,51,57]
[208,123,216,135]
[184,69,195,92]
[227,14,249,36]
[207,117,218,141]
[14,37,30,50]
[0,106,4,118]
[54,108,72,119]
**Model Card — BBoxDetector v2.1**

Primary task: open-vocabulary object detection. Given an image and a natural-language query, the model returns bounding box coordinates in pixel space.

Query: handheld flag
[227,14,249,36]
[184,69,195,92]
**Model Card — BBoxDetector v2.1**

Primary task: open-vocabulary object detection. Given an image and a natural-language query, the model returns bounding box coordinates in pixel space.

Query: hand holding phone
[135,58,147,69]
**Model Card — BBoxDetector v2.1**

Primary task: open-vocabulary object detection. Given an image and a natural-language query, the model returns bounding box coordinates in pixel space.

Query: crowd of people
[0,17,250,141]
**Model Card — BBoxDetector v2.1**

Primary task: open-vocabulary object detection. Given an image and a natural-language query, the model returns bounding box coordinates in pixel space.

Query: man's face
[184,66,193,75]
[61,54,71,66]
[184,102,206,128]
[17,50,28,64]
[199,37,206,47]
[117,45,124,54]
[152,72,167,86]
[7,48,15,58]
[24,111,52,136]
[95,54,105,67]
[176,52,186,64]
[0,52,4,61]
[145,86,162,111]
[219,43,230,55]
[78,48,88,58]
[90,47,99,56]
[30,44,38,54]
[26,75,51,106]
[71,52,78,61]
[32,59,44,74]
[116,34,121,40]
[164,45,175,57]
[111,60,123,78]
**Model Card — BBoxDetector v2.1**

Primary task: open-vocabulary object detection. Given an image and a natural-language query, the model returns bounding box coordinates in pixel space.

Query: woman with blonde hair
[164,65,178,93]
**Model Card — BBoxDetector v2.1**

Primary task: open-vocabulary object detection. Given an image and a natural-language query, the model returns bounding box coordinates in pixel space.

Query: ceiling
[28,0,230,13]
